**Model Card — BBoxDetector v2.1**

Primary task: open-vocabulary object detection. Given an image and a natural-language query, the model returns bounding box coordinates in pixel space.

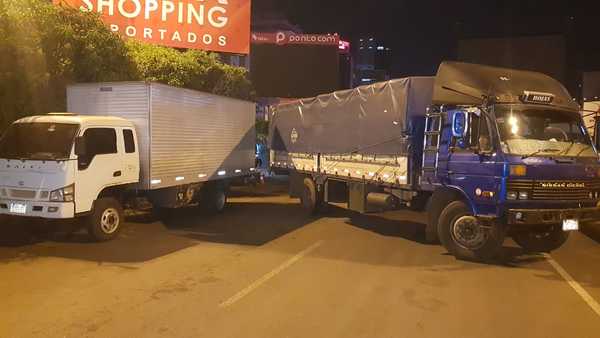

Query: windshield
[0,123,79,160]
[495,106,596,158]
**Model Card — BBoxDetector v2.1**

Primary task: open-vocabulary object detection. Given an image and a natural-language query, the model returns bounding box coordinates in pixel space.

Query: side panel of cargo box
[269,77,433,188]
[67,82,152,190]
[148,83,256,190]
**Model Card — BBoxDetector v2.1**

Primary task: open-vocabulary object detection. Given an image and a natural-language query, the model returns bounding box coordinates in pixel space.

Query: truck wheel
[438,201,505,261]
[86,198,123,242]
[201,182,227,214]
[300,178,326,214]
[512,225,569,253]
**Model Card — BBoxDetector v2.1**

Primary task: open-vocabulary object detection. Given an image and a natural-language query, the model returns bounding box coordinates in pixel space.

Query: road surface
[1,179,599,338]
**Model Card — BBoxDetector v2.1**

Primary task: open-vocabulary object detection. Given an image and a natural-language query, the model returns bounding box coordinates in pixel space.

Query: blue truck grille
[507,179,600,201]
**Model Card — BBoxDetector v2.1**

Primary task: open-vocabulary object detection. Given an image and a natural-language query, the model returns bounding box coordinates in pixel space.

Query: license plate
[9,203,27,214]
[562,219,579,232]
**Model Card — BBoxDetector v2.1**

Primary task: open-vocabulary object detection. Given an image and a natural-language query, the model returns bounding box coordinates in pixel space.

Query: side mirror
[74,136,87,156]
[452,111,469,138]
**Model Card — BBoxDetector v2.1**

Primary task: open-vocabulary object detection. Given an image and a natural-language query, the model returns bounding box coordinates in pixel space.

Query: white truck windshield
[495,106,596,158]
[0,122,79,160]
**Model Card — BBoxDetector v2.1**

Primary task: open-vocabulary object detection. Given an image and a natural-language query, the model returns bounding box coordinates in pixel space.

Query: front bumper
[506,207,600,225]
[0,199,75,219]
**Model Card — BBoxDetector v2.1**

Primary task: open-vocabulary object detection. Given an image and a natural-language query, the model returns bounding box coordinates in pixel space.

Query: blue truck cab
[421,62,600,259]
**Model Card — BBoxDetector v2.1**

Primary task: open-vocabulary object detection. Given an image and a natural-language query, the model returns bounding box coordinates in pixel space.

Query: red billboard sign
[54,0,251,54]
[251,32,340,46]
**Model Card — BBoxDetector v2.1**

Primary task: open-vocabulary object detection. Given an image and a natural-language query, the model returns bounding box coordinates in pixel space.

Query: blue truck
[269,62,600,261]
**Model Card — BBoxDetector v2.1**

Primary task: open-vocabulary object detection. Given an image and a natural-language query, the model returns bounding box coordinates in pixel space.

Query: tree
[127,40,254,100]
[0,0,135,132]
[0,0,254,134]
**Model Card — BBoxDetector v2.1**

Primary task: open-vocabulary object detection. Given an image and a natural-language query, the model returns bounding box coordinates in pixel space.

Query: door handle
[113,171,122,177]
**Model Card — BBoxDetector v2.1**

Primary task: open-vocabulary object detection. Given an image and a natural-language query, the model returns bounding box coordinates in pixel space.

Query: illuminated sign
[251,32,340,46]
[53,0,251,54]
[520,91,555,105]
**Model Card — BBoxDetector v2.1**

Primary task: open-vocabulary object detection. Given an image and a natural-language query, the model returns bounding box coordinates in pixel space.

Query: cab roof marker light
[235,169,242,173]
[250,168,256,172]
[218,171,227,176]
[175,176,185,181]
[151,179,162,185]
[198,174,207,178]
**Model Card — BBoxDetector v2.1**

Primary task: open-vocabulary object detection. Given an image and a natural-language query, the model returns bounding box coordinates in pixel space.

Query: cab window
[78,128,117,170]
[452,112,492,152]
[123,129,135,154]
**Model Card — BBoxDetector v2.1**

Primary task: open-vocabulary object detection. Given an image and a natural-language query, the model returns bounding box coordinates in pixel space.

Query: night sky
[253,0,600,79]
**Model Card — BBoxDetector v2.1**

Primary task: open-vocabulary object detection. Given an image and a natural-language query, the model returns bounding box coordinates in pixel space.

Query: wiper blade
[560,140,576,156]
[522,148,561,159]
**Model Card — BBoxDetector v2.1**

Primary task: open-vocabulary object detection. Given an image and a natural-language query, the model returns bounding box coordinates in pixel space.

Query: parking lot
[1,178,600,338]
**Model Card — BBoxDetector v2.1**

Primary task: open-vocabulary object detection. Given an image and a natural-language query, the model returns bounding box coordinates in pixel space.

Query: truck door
[75,127,125,214]
[121,128,140,183]
[444,109,499,214]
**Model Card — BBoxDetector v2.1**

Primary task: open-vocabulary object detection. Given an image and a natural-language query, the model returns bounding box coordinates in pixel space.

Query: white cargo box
[67,82,256,190]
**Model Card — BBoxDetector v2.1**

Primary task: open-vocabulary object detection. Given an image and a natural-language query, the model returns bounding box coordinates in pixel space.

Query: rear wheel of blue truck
[438,201,505,261]
[512,225,569,253]
[300,178,326,215]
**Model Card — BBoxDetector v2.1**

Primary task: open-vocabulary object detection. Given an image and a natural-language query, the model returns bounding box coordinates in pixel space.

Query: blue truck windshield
[495,106,596,158]
[0,123,79,160]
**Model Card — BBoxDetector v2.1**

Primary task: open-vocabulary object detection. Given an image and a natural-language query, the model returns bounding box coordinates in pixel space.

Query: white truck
[0,82,256,241]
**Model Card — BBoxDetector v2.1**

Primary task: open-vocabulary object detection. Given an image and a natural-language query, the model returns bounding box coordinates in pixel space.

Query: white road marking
[219,241,324,308]
[544,253,600,317]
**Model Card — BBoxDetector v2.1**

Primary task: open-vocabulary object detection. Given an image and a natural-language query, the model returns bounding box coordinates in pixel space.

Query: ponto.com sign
[252,32,340,46]
[53,0,251,54]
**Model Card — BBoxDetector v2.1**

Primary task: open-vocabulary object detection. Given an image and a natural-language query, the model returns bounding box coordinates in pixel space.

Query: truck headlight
[507,191,518,200]
[50,185,74,202]
[519,191,529,200]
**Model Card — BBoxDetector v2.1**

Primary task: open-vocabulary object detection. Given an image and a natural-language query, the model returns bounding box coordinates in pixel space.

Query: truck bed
[269,77,433,187]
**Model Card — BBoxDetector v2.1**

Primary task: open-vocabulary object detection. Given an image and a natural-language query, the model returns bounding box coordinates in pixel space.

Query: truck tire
[438,201,505,261]
[512,225,569,253]
[300,178,326,214]
[86,198,123,242]
[201,181,227,214]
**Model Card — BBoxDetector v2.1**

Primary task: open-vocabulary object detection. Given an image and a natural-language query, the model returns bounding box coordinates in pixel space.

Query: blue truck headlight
[507,191,518,200]
[50,185,74,202]
[519,192,529,200]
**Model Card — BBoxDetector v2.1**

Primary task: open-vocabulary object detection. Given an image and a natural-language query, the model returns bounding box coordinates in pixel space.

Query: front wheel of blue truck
[438,201,505,261]
[512,226,569,253]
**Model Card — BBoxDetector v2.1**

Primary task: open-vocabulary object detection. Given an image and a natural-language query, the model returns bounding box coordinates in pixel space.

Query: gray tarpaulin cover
[269,77,434,156]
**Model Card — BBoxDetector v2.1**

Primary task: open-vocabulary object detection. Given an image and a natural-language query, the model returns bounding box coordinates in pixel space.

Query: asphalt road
[1,178,600,338]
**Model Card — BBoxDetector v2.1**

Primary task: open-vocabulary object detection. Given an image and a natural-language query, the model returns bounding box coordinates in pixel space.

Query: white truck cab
[0,113,140,240]
[1,82,257,241]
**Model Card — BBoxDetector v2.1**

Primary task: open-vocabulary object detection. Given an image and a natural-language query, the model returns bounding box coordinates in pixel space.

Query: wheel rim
[100,208,120,234]
[451,215,487,250]
[216,191,226,211]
